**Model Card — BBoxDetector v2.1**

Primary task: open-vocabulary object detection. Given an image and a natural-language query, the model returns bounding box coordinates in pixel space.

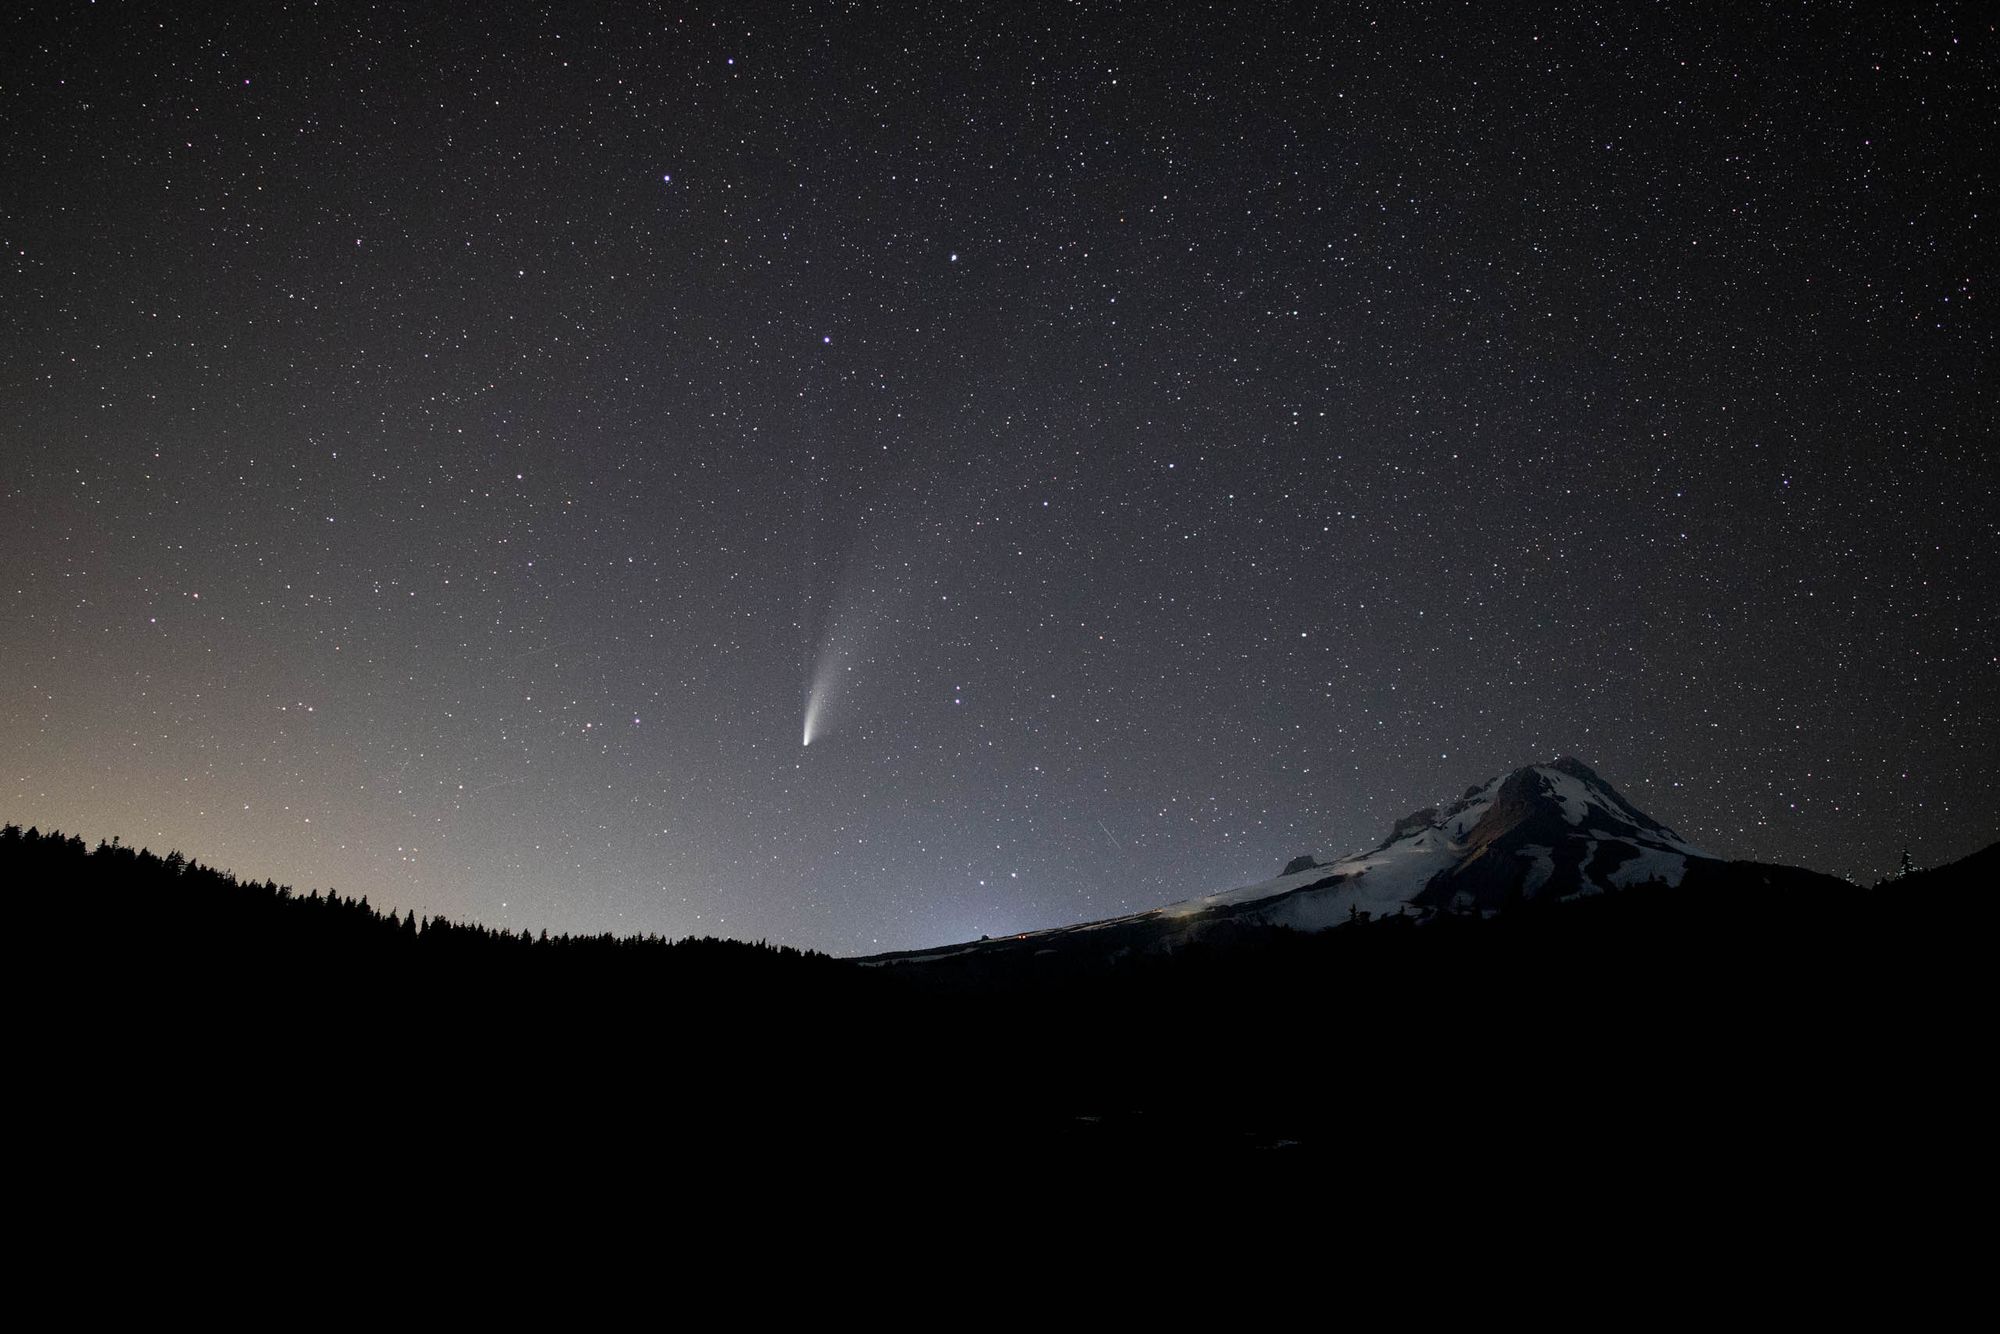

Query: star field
[2,3,1993,953]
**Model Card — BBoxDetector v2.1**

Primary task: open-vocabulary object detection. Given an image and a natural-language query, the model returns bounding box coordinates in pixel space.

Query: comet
[802,681,825,747]
[799,610,865,748]
[794,448,943,748]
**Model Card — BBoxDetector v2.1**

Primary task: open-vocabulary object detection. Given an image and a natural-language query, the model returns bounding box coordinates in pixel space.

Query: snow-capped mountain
[867,757,1717,965]
[1194,755,1715,929]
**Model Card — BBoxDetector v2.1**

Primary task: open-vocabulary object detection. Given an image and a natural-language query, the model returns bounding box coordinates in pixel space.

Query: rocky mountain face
[1405,756,1712,913]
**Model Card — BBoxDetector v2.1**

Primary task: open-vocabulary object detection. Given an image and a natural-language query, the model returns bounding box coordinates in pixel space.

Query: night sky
[3,3,1993,954]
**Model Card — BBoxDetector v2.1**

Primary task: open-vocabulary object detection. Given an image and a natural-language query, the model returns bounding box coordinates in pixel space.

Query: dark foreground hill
[11,822,1993,1158]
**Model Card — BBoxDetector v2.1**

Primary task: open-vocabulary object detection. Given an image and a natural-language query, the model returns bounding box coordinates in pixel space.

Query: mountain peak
[1546,754,1601,782]
[867,759,1719,967]
[1227,759,1714,929]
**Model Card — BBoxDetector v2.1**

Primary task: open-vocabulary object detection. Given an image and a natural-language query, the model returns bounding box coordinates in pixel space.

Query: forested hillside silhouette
[14,820,1991,1152]
[9,822,841,987]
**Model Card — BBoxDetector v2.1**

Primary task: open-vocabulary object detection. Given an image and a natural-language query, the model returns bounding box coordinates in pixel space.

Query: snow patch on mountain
[1605,843,1697,888]
[1519,845,1556,894]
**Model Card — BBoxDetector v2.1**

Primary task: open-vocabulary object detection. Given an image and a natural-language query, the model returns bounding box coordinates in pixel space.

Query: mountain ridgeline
[13,760,1993,1151]
[858,757,1913,972]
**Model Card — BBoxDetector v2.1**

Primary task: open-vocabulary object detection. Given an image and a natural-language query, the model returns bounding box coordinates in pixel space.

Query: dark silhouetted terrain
[12,822,1991,1158]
